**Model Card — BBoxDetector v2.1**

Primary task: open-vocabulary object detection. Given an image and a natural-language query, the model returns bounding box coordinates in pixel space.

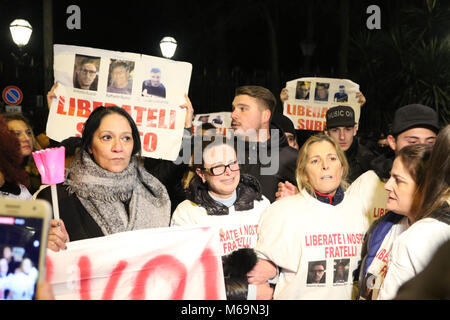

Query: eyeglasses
[313,269,325,274]
[80,68,97,75]
[203,160,239,176]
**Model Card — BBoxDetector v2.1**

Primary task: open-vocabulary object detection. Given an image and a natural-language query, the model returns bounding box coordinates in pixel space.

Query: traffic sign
[2,86,23,105]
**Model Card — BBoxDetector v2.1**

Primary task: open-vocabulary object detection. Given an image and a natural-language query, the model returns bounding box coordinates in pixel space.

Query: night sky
[0,0,447,135]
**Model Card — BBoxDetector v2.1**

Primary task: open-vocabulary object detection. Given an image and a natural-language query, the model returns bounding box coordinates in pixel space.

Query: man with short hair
[142,68,166,98]
[74,59,98,91]
[325,105,376,183]
[348,103,440,224]
[231,85,298,203]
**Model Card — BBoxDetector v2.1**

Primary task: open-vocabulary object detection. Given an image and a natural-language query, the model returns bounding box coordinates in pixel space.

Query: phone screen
[0,214,45,300]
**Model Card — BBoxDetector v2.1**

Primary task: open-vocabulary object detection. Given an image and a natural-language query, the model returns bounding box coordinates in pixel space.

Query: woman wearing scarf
[250,134,369,299]
[37,106,171,252]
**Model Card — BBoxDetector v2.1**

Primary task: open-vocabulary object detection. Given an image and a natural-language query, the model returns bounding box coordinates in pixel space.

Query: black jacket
[369,149,395,182]
[236,123,298,203]
[37,185,103,241]
[345,138,378,183]
[186,173,263,216]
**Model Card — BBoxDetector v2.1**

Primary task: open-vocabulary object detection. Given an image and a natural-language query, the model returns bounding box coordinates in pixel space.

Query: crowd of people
[0,82,448,300]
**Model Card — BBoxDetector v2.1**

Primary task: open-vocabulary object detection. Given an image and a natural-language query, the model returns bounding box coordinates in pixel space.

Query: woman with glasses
[171,137,271,299]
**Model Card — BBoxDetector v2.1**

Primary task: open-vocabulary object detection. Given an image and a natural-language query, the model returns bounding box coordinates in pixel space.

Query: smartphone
[0,198,51,300]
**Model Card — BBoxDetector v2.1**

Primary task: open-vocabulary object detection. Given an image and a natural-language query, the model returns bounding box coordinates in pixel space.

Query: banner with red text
[46,44,192,161]
[283,77,360,131]
[46,225,226,300]
[192,112,232,136]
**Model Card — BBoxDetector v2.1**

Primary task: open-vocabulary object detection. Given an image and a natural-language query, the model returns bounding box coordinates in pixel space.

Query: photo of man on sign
[73,54,100,91]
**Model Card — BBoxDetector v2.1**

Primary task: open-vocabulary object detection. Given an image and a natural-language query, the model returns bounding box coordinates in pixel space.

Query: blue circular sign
[2,86,23,105]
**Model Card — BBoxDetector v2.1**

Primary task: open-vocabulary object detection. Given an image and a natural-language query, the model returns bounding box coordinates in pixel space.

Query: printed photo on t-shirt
[307,260,326,285]
[333,259,349,285]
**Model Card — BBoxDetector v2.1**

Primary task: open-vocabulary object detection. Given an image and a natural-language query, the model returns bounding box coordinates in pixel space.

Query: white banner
[46,44,192,161]
[283,77,360,131]
[46,226,226,300]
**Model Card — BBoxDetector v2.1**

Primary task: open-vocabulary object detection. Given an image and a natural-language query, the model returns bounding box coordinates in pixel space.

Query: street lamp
[10,19,33,47]
[160,36,177,59]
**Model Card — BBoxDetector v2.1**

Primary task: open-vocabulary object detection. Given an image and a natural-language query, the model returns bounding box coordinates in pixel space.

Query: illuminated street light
[160,36,177,59]
[10,19,33,47]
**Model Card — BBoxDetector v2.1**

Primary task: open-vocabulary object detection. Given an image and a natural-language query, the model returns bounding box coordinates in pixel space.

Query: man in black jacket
[325,105,376,183]
[230,85,298,203]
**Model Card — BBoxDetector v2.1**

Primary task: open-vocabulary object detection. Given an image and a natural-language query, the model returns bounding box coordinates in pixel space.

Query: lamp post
[160,36,177,59]
[10,19,33,79]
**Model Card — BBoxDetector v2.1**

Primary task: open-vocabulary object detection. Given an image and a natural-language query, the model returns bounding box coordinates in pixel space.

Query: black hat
[392,104,439,136]
[326,105,356,129]
[272,113,296,135]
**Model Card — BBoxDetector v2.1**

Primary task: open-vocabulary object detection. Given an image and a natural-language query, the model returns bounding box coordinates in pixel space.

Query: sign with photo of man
[283,77,361,131]
[47,44,192,161]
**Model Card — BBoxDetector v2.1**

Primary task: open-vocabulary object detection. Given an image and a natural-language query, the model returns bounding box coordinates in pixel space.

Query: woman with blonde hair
[249,134,368,299]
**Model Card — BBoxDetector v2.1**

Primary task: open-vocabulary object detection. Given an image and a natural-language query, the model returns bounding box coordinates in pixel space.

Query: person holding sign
[250,134,368,299]
[36,106,171,251]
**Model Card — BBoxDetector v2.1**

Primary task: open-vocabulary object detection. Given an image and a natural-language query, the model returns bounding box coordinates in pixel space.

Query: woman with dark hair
[379,124,450,299]
[357,144,432,300]
[3,113,42,194]
[0,115,31,199]
[36,106,171,251]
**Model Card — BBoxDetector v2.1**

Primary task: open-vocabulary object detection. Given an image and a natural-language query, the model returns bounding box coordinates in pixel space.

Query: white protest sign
[283,77,360,131]
[192,112,232,135]
[46,44,192,161]
[46,225,226,300]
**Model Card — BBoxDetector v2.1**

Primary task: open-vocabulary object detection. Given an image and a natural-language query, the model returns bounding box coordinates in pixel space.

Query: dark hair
[396,144,432,186]
[412,124,450,222]
[0,115,29,187]
[81,106,141,156]
[234,85,276,120]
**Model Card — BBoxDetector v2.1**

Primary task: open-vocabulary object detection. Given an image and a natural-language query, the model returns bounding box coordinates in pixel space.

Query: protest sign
[46,225,226,300]
[192,112,232,135]
[283,77,360,131]
[46,44,192,161]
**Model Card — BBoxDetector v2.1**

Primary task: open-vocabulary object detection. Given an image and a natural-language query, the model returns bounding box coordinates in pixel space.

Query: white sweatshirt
[255,190,368,300]
[378,217,450,300]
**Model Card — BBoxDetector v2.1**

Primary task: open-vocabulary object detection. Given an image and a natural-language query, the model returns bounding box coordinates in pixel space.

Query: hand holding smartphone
[0,198,51,300]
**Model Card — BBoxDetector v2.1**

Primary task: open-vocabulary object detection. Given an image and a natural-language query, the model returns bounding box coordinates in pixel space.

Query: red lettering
[45,255,53,282]
[93,101,103,110]
[297,118,305,130]
[76,122,84,137]
[56,96,66,115]
[158,109,167,129]
[314,120,323,131]
[78,255,91,300]
[169,110,176,129]
[122,105,132,115]
[147,108,158,128]
[77,99,91,118]
[102,260,128,300]
[68,98,76,116]
[286,104,294,115]
[305,106,312,117]
[143,132,157,152]
[134,106,146,125]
